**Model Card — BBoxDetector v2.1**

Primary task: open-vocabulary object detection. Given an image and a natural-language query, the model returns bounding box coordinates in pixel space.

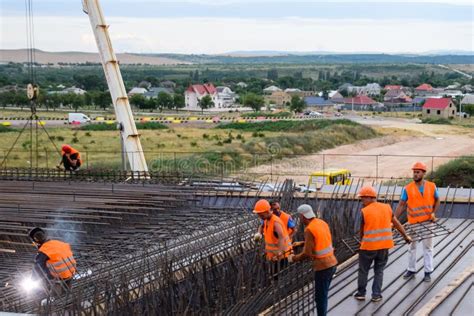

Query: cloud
[1,16,472,54]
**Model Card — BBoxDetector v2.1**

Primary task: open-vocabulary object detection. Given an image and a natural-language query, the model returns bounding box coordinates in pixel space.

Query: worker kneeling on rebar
[58,144,81,171]
[253,199,292,265]
[288,204,337,316]
[28,227,77,295]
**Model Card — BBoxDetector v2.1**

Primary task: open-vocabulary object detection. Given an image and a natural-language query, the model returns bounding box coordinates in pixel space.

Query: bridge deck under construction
[0,175,472,315]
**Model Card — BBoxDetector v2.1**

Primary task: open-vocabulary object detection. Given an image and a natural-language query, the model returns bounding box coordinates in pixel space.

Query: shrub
[421,117,451,125]
[429,156,474,187]
[217,119,358,132]
[57,136,65,141]
[190,141,198,147]
[202,133,209,139]
[85,132,92,137]
[71,137,79,143]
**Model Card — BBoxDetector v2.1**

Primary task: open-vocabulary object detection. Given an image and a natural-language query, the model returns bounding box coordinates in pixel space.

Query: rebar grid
[0,174,470,315]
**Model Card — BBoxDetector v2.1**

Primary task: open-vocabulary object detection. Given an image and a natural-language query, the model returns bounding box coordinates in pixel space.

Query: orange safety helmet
[412,161,427,172]
[61,144,72,153]
[359,186,377,198]
[253,199,271,214]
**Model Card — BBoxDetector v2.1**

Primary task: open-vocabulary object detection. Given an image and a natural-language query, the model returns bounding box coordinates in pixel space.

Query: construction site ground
[248,117,474,183]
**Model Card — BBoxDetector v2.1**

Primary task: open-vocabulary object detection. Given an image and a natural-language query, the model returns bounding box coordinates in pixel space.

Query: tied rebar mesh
[0,176,468,315]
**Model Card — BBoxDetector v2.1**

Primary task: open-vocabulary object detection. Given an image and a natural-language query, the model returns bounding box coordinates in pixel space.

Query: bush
[243,111,293,118]
[81,122,168,131]
[429,156,474,187]
[217,119,358,132]
[0,125,12,133]
[190,141,198,147]
[135,122,168,130]
[57,136,65,141]
[421,117,451,125]
[71,137,79,143]
[85,132,92,137]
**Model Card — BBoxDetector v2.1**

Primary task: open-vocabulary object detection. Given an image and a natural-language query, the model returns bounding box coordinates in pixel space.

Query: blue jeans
[314,266,336,316]
[357,249,389,297]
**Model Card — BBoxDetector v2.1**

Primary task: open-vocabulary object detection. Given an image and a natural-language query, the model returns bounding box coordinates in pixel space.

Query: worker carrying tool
[353,186,411,302]
[28,227,76,294]
[57,144,81,171]
[288,204,337,316]
[395,161,440,282]
[253,199,292,262]
[254,200,297,242]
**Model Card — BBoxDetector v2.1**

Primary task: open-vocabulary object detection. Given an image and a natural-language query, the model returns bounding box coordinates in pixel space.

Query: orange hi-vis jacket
[61,147,81,163]
[306,218,335,259]
[360,202,394,251]
[278,210,295,237]
[405,181,436,224]
[39,240,77,280]
[263,214,292,260]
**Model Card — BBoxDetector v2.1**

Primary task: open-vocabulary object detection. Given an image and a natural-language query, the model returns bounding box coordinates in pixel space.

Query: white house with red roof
[422,97,456,118]
[185,83,218,109]
[342,95,380,110]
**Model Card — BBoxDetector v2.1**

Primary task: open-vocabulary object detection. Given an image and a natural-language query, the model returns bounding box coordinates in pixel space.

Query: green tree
[243,93,265,112]
[130,94,147,110]
[156,92,173,112]
[173,94,185,112]
[267,68,279,81]
[198,95,214,114]
[289,95,306,113]
[72,95,85,112]
[95,91,112,110]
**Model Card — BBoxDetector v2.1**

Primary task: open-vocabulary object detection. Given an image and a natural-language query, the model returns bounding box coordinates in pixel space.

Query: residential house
[263,85,282,94]
[342,95,378,110]
[304,96,334,109]
[138,80,152,89]
[185,83,217,109]
[461,94,474,107]
[143,87,173,99]
[128,87,147,97]
[384,85,402,91]
[285,88,314,98]
[329,91,345,103]
[461,84,473,93]
[358,83,381,96]
[265,91,291,106]
[236,82,248,88]
[215,86,237,108]
[384,89,412,104]
[422,98,456,118]
[415,83,443,96]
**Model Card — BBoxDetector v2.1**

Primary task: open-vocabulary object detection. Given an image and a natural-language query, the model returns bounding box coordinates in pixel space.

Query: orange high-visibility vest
[278,211,294,237]
[306,218,334,259]
[360,202,394,251]
[61,147,81,163]
[405,181,436,224]
[263,214,292,260]
[39,240,76,280]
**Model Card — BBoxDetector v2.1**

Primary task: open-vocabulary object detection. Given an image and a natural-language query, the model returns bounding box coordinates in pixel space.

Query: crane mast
[82,0,148,174]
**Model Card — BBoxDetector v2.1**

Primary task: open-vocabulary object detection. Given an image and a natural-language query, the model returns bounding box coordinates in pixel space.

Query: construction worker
[58,144,81,171]
[354,186,412,302]
[28,227,76,293]
[254,200,297,242]
[395,161,440,282]
[253,199,292,262]
[288,204,337,316]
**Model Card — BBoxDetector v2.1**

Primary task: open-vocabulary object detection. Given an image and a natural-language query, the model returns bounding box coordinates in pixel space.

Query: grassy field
[0,120,377,174]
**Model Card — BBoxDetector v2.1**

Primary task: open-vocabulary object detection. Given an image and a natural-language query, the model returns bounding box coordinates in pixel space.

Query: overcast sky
[1,0,473,54]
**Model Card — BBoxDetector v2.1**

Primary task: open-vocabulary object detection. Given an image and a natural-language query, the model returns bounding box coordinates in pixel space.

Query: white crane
[82,0,148,174]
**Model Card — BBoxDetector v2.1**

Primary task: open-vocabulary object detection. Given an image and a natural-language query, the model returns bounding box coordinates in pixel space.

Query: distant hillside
[1,49,473,65]
[0,49,190,65]
[150,53,474,64]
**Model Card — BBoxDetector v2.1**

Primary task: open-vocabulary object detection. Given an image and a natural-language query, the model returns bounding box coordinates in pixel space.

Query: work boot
[371,295,383,302]
[403,270,416,279]
[354,292,365,301]
[423,273,431,282]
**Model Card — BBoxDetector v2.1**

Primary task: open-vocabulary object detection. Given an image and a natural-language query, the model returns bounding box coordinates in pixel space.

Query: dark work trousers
[62,154,81,171]
[314,266,336,316]
[357,249,389,297]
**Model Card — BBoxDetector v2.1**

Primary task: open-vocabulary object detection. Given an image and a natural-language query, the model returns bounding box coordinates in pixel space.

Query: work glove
[253,232,262,242]
[288,254,294,263]
[292,241,304,247]
[404,236,413,244]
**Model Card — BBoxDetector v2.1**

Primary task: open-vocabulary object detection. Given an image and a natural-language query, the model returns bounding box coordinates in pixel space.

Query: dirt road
[246,118,474,184]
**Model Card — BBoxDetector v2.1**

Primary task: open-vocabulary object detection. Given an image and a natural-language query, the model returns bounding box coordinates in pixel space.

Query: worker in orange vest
[395,161,440,282]
[254,200,297,242]
[58,144,81,171]
[354,186,411,302]
[253,199,292,262]
[288,204,337,316]
[29,227,76,292]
